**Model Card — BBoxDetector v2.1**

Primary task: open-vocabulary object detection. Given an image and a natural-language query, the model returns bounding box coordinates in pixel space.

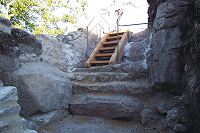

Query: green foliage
[0,0,88,34]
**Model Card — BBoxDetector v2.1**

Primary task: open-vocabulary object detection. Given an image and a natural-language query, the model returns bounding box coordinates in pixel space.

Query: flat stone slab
[67,72,133,82]
[72,79,153,96]
[39,115,156,133]
[71,61,149,74]
[69,93,144,119]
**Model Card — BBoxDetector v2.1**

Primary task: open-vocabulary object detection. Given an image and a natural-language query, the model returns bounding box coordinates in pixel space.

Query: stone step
[72,79,153,96]
[39,115,155,133]
[67,72,133,82]
[69,93,144,119]
[71,61,149,74]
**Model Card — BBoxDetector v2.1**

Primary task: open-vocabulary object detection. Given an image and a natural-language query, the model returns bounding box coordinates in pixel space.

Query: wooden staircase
[85,32,130,67]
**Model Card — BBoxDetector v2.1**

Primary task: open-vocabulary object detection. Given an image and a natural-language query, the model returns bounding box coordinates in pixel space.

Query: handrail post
[86,26,89,58]
[116,15,122,63]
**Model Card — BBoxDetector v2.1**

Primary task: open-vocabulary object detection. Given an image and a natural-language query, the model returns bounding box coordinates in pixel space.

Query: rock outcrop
[0,17,42,73]
[3,63,72,117]
[0,84,37,133]
[124,30,150,63]
[148,0,189,85]
[37,30,98,72]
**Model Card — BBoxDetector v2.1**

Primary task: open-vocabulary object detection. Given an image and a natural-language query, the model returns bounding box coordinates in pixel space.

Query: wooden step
[108,32,124,37]
[103,40,118,46]
[98,47,116,51]
[106,35,122,41]
[95,53,113,57]
[90,60,109,64]
[85,31,130,67]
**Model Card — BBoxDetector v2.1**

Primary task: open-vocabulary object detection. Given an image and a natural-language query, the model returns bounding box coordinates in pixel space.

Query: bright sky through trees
[0,0,148,34]
[85,0,148,33]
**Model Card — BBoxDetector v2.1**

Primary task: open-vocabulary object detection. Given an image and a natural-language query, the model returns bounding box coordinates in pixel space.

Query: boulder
[3,63,72,117]
[29,110,68,128]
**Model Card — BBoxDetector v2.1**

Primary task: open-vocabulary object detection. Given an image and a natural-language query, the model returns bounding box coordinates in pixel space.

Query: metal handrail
[85,11,111,58]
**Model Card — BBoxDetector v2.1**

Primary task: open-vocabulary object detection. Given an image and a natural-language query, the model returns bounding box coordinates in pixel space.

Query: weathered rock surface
[140,109,159,125]
[67,72,133,82]
[0,17,12,34]
[36,30,98,71]
[124,38,149,63]
[149,0,189,84]
[2,63,72,117]
[29,110,68,128]
[0,85,37,133]
[11,28,42,56]
[70,93,144,119]
[124,30,150,63]
[0,18,42,72]
[72,79,153,96]
[39,115,156,133]
[165,107,179,128]
[72,61,149,74]
[0,28,19,56]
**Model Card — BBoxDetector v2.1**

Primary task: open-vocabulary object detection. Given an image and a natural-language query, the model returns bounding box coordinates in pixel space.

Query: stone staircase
[40,31,184,133]
[67,61,153,120]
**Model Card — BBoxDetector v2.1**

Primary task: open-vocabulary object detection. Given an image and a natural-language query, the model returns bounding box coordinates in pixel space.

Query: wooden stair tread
[95,53,113,57]
[85,31,130,67]
[103,40,119,45]
[90,60,109,64]
[108,32,124,36]
[99,47,116,51]
[106,35,123,40]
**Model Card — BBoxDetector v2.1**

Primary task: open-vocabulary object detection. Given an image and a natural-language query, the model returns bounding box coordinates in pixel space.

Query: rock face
[11,28,42,56]
[3,63,72,117]
[37,31,98,71]
[28,110,69,129]
[140,109,159,125]
[124,30,150,63]
[0,85,37,133]
[148,0,189,84]
[10,28,42,64]
[0,18,42,73]
[0,19,20,73]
